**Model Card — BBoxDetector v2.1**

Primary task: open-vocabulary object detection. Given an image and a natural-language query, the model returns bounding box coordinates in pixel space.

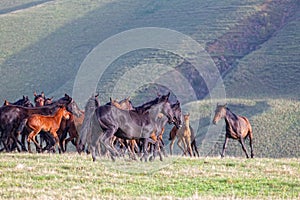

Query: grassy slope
[181,99,300,158]
[0,153,299,199]
[0,0,264,101]
[223,10,300,99]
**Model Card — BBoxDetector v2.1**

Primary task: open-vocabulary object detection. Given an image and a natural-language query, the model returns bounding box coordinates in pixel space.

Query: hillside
[1,0,298,101]
[0,0,299,158]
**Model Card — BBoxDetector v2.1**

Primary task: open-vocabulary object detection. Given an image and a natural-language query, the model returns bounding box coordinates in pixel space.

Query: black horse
[78,93,181,162]
[3,96,34,107]
[0,96,34,151]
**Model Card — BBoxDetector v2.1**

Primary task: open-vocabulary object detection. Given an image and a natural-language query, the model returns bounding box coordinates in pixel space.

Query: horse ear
[224,103,228,107]
[126,96,131,101]
[34,91,37,97]
[110,97,113,102]
[163,92,170,101]
[4,100,9,106]
[95,93,99,98]
[41,92,45,98]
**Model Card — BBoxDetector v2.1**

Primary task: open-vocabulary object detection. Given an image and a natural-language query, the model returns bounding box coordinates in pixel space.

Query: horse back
[240,116,252,135]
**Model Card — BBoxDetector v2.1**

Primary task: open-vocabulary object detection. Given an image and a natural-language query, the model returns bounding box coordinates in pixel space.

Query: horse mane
[134,93,170,114]
[226,107,239,120]
[134,97,160,113]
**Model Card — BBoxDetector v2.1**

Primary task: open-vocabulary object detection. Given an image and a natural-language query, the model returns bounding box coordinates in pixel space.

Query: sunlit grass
[0,153,299,199]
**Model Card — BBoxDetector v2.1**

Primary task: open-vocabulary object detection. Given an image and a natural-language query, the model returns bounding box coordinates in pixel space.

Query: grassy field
[0,1,299,198]
[170,98,300,158]
[0,153,299,199]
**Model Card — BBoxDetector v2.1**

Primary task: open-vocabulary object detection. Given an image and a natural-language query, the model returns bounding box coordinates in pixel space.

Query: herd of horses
[0,91,254,161]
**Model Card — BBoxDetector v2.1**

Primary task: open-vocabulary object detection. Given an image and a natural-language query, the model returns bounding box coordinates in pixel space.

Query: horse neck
[53,108,65,124]
[184,117,190,128]
[147,102,165,120]
[224,108,238,125]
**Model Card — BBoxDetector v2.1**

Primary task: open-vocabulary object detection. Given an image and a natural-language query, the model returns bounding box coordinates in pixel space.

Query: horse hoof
[149,156,154,162]
[111,156,116,162]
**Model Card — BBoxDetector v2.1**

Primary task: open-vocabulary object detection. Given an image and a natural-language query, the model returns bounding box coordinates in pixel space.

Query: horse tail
[78,105,96,153]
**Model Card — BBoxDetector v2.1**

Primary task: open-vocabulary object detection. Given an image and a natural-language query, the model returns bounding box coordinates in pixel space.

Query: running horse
[212,103,254,158]
[78,93,181,162]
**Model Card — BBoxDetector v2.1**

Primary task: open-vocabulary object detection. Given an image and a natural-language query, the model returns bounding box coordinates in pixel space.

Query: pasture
[0,0,299,199]
[0,153,299,199]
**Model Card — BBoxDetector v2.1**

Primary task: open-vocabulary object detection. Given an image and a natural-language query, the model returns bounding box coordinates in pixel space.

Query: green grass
[0,153,299,199]
[180,98,300,158]
[223,10,300,99]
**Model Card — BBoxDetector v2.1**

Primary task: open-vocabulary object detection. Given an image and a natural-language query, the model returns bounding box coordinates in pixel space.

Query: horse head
[171,100,182,128]
[213,103,227,124]
[34,91,45,107]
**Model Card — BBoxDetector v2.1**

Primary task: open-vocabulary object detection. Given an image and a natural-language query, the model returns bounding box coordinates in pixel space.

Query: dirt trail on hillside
[206,0,299,74]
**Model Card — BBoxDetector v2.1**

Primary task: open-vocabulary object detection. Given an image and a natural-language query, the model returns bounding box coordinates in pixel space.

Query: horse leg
[169,136,176,155]
[21,130,28,152]
[17,119,28,152]
[248,131,254,158]
[185,136,193,157]
[90,133,101,162]
[140,138,150,162]
[150,139,163,162]
[221,136,229,158]
[239,138,250,158]
[159,138,167,157]
[49,131,61,154]
[191,139,200,157]
[181,137,189,156]
[177,138,186,156]
[28,130,42,152]
[100,128,117,161]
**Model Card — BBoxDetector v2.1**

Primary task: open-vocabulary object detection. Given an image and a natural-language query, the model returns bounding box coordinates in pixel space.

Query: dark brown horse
[78,93,180,162]
[3,96,34,107]
[27,105,71,153]
[34,91,46,107]
[0,96,34,151]
[212,103,254,158]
